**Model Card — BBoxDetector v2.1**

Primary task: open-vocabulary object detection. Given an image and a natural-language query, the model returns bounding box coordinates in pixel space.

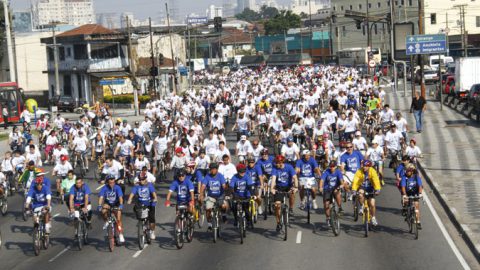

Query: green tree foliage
[235,8,261,22]
[260,6,279,19]
[264,10,301,35]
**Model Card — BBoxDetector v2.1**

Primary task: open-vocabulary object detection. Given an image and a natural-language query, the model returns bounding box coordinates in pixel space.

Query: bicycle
[72,207,89,250]
[32,207,50,256]
[276,190,291,241]
[92,155,104,182]
[156,152,167,182]
[234,199,248,244]
[361,192,375,237]
[211,200,222,243]
[248,195,257,226]
[193,194,205,229]
[262,181,273,220]
[0,193,7,216]
[405,195,422,240]
[171,203,194,249]
[72,151,87,178]
[302,177,317,225]
[135,205,152,250]
[105,207,120,252]
[327,190,341,236]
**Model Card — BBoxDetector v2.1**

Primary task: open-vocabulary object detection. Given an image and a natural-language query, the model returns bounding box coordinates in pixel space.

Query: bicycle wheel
[76,220,83,250]
[353,200,359,222]
[82,220,89,245]
[413,219,419,240]
[239,214,244,244]
[22,203,28,222]
[212,214,218,243]
[407,208,413,233]
[263,193,269,220]
[107,224,115,252]
[138,220,145,250]
[282,207,288,241]
[42,230,50,250]
[186,217,194,243]
[363,208,369,238]
[306,193,311,224]
[174,216,184,249]
[33,226,41,256]
[1,198,7,216]
[0,229,2,249]
[331,206,340,236]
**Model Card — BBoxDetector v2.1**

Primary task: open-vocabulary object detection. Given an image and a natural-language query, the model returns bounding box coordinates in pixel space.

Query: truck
[429,55,453,72]
[454,57,480,99]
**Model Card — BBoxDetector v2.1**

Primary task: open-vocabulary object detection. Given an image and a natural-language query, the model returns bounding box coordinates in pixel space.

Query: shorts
[406,190,420,198]
[205,196,224,210]
[299,177,317,189]
[343,172,355,185]
[134,205,156,223]
[358,188,375,198]
[120,155,132,165]
[322,188,340,203]
[33,206,51,216]
[274,186,291,203]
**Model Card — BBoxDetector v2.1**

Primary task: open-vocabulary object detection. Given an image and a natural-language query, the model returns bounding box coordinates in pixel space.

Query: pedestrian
[410,91,427,133]
[2,103,8,130]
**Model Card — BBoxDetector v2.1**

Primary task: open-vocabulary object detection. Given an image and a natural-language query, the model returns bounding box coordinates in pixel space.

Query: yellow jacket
[351,167,381,191]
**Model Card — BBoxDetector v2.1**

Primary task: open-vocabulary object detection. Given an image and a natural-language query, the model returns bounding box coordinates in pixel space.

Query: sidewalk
[386,88,480,258]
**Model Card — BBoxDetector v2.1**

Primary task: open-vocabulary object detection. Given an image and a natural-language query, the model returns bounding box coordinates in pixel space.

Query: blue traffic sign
[99,78,125,86]
[406,34,447,55]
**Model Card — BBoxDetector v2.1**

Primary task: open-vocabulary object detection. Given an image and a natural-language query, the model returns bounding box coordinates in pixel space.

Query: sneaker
[276,223,282,232]
[258,206,263,215]
[207,222,212,231]
[102,222,109,230]
[119,233,125,243]
[149,231,155,240]
[326,218,331,227]
[348,194,353,201]
[359,206,364,216]
[371,216,378,226]
[312,200,318,210]
[417,223,422,230]
[299,202,305,210]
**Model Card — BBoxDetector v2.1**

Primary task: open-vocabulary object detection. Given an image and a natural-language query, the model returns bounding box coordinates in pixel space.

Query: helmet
[175,147,183,154]
[328,160,337,168]
[261,149,269,155]
[176,169,186,177]
[287,137,294,143]
[247,157,256,163]
[236,163,247,173]
[209,163,219,169]
[35,176,44,185]
[406,164,416,172]
[275,155,286,163]
[363,160,373,167]
[60,155,68,162]
[302,150,311,156]
[105,175,116,181]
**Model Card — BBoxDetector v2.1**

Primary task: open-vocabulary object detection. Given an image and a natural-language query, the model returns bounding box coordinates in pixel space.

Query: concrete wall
[424,0,480,36]
[135,34,186,64]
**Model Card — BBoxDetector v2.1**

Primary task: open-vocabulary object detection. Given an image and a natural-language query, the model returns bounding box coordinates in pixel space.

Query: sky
[11,0,292,22]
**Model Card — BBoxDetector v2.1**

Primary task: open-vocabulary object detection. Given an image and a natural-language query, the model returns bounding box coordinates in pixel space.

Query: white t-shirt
[117,140,134,156]
[195,155,210,170]
[366,147,384,162]
[72,136,89,152]
[352,137,367,151]
[405,146,422,158]
[385,130,403,151]
[154,136,168,153]
[134,158,150,171]
[1,158,13,172]
[53,148,69,164]
[281,143,299,161]
[345,119,359,133]
[54,162,73,176]
[102,160,124,179]
[203,137,219,156]
[219,163,237,180]
[325,111,338,125]
[394,118,408,133]
[236,141,253,156]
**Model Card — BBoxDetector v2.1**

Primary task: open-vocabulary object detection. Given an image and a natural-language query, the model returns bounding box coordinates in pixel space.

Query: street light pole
[3,0,15,82]
[52,24,60,97]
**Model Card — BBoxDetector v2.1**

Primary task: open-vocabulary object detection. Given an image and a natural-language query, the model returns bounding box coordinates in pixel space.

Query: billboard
[394,22,415,61]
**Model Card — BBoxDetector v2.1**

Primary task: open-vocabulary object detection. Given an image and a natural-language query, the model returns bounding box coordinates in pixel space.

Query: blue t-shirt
[340,151,364,173]
[201,173,226,198]
[99,184,124,206]
[272,164,296,188]
[230,173,255,198]
[257,156,274,176]
[69,184,92,206]
[401,175,423,194]
[131,183,156,206]
[321,169,344,191]
[246,165,262,186]
[396,163,406,178]
[30,177,52,193]
[169,179,194,203]
[295,157,319,178]
[28,185,51,209]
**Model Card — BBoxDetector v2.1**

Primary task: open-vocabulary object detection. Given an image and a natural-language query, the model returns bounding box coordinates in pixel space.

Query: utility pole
[454,4,468,57]
[187,23,192,89]
[52,23,60,97]
[446,12,449,56]
[418,0,425,98]
[3,0,15,82]
[284,29,288,54]
[308,0,313,59]
[165,2,177,95]
[149,17,157,98]
[366,0,371,75]
[127,16,139,116]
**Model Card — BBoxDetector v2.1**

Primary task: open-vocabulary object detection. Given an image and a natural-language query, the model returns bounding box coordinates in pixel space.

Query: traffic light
[150,67,158,76]
[355,20,361,30]
[214,16,222,32]
[159,54,164,65]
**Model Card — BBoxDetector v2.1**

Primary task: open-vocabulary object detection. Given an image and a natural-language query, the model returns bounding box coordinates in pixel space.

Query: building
[13,11,33,33]
[207,5,223,19]
[236,0,258,14]
[223,0,237,18]
[31,0,95,29]
[290,0,329,15]
[96,13,119,29]
[41,24,130,103]
[220,28,255,60]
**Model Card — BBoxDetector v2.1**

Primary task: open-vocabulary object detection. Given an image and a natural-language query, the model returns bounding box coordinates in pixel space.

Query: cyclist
[351,160,381,226]
[127,172,157,240]
[98,175,125,243]
[229,163,255,227]
[340,142,364,194]
[366,140,385,184]
[68,177,93,229]
[384,124,403,168]
[26,176,52,235]
[219,154,237,182]
[133,151,150,176]
[319,160,345,225]
[53,144,69,165]
[70,130,90,171]
[101,156,124,185]
[400,164,423,229]
[199,162,228,229]
[281,137,300,166]
[235,135,253,163]
[352,131,368,156]
[134,166,156,184]
[53,155,73,196]
[165,169,195,214]
[246,157,263,215]
[1,151,14,192]
[395,155,411,193]
[296,150,321,210]
[19,161,44,192]
[114,134,135,175]
[60,170,76,208]
[270,155,298,231]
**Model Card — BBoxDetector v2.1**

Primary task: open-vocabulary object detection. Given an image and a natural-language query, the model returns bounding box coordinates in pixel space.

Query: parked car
[443,75,455,95]
[467,84,480,109]
[50,96,86,112]
[415,69,438,84]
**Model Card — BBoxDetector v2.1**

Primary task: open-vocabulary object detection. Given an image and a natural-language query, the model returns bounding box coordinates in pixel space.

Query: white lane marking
[49,246,70,262]
[96,184,105,191]
[296,231,302,244]
[53,213,60,218]
[424,193,471,270]
[133,244,148,258]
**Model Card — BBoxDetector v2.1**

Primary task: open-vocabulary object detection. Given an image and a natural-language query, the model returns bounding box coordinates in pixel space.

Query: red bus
[0,82,25,124]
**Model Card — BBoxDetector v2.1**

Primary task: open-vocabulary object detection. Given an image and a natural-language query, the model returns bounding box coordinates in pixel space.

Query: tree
[260,5,279,19]
[235,8,261,22]
[264,10,301,35]
[299,12,308,19]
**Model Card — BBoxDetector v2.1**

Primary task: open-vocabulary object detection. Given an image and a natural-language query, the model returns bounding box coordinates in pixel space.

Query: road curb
[417,161,480,262]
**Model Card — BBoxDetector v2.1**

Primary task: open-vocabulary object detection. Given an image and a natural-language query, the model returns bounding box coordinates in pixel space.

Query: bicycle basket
[135,206,149,219]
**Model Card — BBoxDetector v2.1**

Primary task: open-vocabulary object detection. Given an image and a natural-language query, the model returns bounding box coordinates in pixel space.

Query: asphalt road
[0,109,470,270]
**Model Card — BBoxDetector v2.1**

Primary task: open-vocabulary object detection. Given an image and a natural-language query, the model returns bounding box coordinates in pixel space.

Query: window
[363,25,366,35]
[431,13,436,25]
[359,4,362,9]
[66,47,72,57]
[401,0,404,5]
[368,3,372,8]
[374,24,378,35]
[59,47,65,61]
[408,0,412,6]
[387,1,390,6]
[477,16,480,27]
[73,44,88,59]
[90,44,119,59]
[47,47,54,61]
[340,5,344,11]
[350,5,353,10]
[342,26,346,37]
[335,26,338,37]
[333,6,336,11]
[377,2,381,8]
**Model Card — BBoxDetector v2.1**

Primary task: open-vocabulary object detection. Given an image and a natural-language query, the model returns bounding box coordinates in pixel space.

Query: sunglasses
[346,146,353,149]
